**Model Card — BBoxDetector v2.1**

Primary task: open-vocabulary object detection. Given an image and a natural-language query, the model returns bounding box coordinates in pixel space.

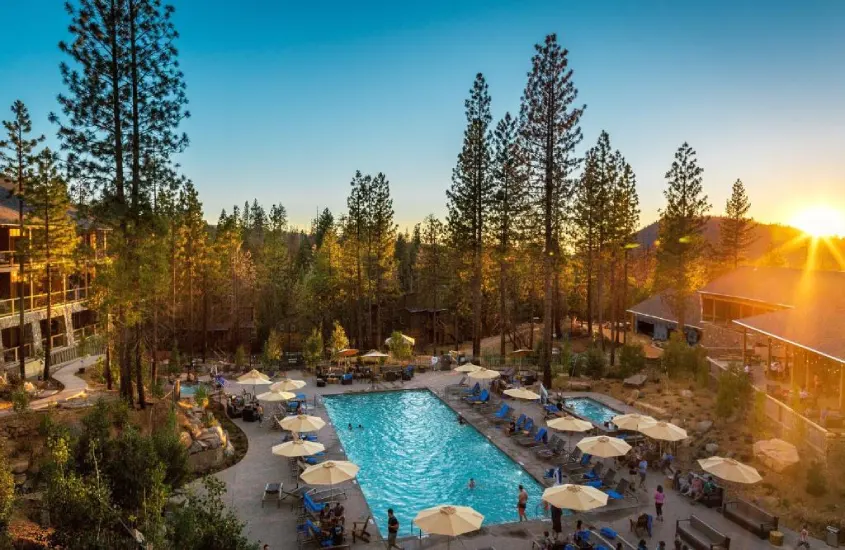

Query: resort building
[0,177,103,376]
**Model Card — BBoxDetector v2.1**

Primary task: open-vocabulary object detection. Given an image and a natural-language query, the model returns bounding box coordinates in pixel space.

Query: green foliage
[102,427,168,524]
[153,411,189,488]
[193,384,209,406]
[618,343,646,377]
[661,332,707,379]
[302,328,324,368]
[582,346,607,379]
[806,462,827,496]
[11,387,30,413]
[234,345,246,369]
[388,331,413,361]
[261,328,283,367]
[0,449,15,527]
[715,364,753,419]
[167,476,259,550]
[169,346,183,375]
[718,179,756,269]
[328,321,349,359]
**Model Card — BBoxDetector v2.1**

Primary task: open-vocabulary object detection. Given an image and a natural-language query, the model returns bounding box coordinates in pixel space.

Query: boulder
[696,420,713,434]
[188,440,205,454]
[204,436,222,450]
[10,457,30,475]
[179,431,193,449]
[224,441,235,457]
[705,443,719,454]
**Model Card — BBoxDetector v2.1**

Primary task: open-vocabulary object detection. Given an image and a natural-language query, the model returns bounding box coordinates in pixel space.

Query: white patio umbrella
[300,460,359,501]
[698,457,762,484]
[753,439,799,472]
[271,379,306,392]
[468,368,500,380]
[414,505,484,549]
[279,414,326,433]
[504,387,541,420]
[385,333,415,346]
[454,363,482,373]
[237,369,272,397]
[611,413,657,432]
[577,435,632,459]
[257,389,297,402]
[547,416,593,451]
[272,439,325,458]
[640,421,687,442]
[542,484,608,512]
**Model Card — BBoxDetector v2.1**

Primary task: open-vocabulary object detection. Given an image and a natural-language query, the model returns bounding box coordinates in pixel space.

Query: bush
[583,347,607,379]
[0,450,14,527]
[11,388,30,413]
[153,410,189,488]
[103,427,168,519]
[388,331,412,362]
[715,364,754,419]
[662,332,708,380]
[302,329,323,369]
[234,345,247,369]
[618,343,646,377]
[170,346,183,375]
[806,462,827,496]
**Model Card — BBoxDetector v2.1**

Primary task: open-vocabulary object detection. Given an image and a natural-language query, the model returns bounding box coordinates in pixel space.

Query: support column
[30,320,42,353]
[839,363,844,411]
[741,328,747,367]
[63,307,76,346]
[805,353,811,389]
[791,349,798,389]
[767,338,772,373]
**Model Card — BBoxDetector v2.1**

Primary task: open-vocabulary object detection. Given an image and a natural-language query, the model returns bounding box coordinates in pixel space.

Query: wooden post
[839,362,844,411]
[741,328,747,367]
[790,347,796,389]
[767,338,772,373]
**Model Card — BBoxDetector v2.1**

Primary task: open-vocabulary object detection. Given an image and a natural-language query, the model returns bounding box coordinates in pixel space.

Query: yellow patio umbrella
[640,421,688,442]
[300,460,359,499]
[504,388,540,400]
[547,416,594,452]
[257,389,297,402]
[611,413,657,432]
[414,505,483,548]
[698,457,762,484]
[237,369,272,397]
[542,484,608,512]
[468,368,500,380]
[454,363,482,373]
[271,379,306,392]
[753,439,799,472]
[271,439,325,458]
[279,414,326,433]
[577,435,632,458]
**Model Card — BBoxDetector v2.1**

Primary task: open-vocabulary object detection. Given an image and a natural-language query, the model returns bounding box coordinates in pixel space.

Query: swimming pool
[323,390,545,536]
[180,384,199,397]
[563,397,620,427]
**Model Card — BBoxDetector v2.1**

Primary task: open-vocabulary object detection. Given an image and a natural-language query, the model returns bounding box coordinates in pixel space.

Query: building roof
[627,293,702,329]
[734,306,845,364]
[699,266,845,308]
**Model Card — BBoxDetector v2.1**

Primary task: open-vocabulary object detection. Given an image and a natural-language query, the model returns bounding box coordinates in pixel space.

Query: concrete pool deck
[210,369,819,549]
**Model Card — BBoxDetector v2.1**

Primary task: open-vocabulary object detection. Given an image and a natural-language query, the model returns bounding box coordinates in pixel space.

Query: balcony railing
[0,287,89,318]
[0,249,107,268]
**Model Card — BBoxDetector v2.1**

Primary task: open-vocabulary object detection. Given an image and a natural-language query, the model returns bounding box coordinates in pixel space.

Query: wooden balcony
[0,287,89,318]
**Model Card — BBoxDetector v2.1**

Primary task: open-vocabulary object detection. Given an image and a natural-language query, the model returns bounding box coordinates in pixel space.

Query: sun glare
[790,205,845,238]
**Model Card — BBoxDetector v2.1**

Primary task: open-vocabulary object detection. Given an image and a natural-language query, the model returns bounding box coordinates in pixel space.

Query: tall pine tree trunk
[202,271,208,363]
[472,247,482,359]
[609,256,618,366]
[597,248,604,349]
[499,258,506,357]
[44,264,52,382]
[135,326,145,407]
[586,246,593,338]
[105,308,112,390]
[17,181,26,379]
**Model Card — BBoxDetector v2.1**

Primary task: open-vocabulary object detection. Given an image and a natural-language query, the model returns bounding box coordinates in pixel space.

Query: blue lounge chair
[604,478,630,500]
[563,452,592,473]
[461,382,481,396]
[303,493,327,515]
[520,417,535,434]
[509,413,526,431]
[465,389,489,404]
[299,519,343,548]
[491,404,513,424]
[490,403,509,418]
[518,427,547,447]
[535,435,564,459]
[582,462,604,481]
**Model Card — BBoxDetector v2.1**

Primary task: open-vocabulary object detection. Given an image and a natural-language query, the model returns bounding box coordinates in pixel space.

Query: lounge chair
[465,389,489,404]
[262,482,283,508]
[461,382,481,396]
[535,436,565,459]
[518,427,548,447]
[574,461,604,482]
[543,403,562,418]
[307,486,348,501]
[297,518,351,549]
[489,403,510,420]
[605,478,633,500]
[302,493,328,517]
[562,453,592,474]
[562,447,583,464]
[351,515,372,543]
[504,413,526,433]
[515,417,535,436]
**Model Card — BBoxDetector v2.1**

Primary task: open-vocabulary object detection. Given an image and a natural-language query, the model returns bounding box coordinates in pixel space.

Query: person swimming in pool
[468,478,476,490]
[348,423,353,430]
[358,424,364,429]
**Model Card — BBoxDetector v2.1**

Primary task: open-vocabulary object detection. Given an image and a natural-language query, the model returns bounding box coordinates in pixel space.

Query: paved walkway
[208,369,822,549]
[0,355,100,417]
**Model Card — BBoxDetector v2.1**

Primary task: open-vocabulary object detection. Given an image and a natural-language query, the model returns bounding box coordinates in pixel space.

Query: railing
[0,287,89,318]
[707,357,833,457]
[0,250,14,268]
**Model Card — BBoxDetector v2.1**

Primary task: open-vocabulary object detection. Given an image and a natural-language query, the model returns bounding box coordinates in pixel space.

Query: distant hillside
[635,217,845,270]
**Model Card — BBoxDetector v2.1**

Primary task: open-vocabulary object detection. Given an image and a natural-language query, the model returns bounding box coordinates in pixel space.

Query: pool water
[180,384,198,397]
[324,390,545,536]
[563,397,620,426]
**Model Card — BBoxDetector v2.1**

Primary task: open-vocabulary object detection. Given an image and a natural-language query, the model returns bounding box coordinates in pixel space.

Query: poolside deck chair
[465,389,489,404]
[490,404,513,424]
[518,427,548,447]
[573,461,604,483]
[562,453,592,474]
[598,468,617,489]
[461,382,481,396]
[297,518,351,549]
[307,486,348,501]
[503,413,526,434]
[515,417,534,436]
[605,477,632,500]
[562,447,583,464]
[351,515,372,543]
[535,436,564,459]
[262,482,283,508]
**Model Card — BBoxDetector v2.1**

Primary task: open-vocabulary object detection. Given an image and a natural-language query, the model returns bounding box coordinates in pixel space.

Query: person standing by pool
[257,403,264,426]
[517,485,528,521]
[386,508,401,549]
[638,457,648,490]
[654,485,665,521]
[550,503,562,539]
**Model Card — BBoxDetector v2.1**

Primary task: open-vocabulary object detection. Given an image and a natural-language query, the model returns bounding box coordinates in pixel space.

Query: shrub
[716,365,750,419]
[388,331,412,362]
[153,410,189,488]
[806,462,827,496]
[0,449,15,527]
[618,343,646,377]
[109,399,131,428]
[583,347,607,379]
[194,384,209,408]
[302,329,323,369]
[170,346,183,375]
[234,345,247,369]
[11,387,30,413]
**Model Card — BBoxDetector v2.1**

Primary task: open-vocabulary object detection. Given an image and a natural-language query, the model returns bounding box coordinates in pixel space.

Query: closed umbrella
[271,439,325,458]
[577,435,632,459]
[257,389,297,402]
[414,505,484,549]
[753,439,799,472]
[542,484,608,512]
[698,457,762,484]
[611,413,657,432]
[279,414,326,433]
[271,379,306,392]
[300,460,359,501]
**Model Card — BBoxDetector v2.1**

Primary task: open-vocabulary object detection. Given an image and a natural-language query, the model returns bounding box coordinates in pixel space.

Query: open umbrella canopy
[413,505,484,537]
[271,439,325,458]
[510,349,532,356]
[611,413,657,432]
[504,388,540,400]
[278,414,326,433]
[257,389,297,402]
[385,333,415,346]
[237,369,272,385]
[468,368,500,380]
[640,421,688,442]
[547,416,593,433]
[577,435,632,458]
[454,363,482,373]
[300,460,359,486]
[753,439,799,472]
[542,484,608,511]
[271,379,306,392]
[361,350,389,359]
[698,456,762,484]
[336,348,359,358]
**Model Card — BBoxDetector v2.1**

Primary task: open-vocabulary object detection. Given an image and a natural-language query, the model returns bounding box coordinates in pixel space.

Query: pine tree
[313,208,334,248]
[655,142,711,333]
[490,112,528,357]
[519,34,585,386]
[346,171,370,348]
[24,150,78,381]
[367,173,396,347]
[419,214,445,353]
[446,73,493,359]
[718,179,755,269]
[0,100,45,378]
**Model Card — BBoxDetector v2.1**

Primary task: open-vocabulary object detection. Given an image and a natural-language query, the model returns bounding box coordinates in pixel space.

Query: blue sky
[1,0,843,230]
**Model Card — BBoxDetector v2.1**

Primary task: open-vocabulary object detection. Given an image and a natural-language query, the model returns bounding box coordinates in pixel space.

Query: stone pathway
[0,355,101,417]
[207,369,823,549]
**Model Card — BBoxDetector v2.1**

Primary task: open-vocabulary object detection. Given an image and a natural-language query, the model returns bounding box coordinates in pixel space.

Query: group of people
[317,502,346,546]
[674,471,717,503]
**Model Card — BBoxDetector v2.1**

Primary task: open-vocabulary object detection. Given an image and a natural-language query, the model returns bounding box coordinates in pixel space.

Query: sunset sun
[790,205,845,238]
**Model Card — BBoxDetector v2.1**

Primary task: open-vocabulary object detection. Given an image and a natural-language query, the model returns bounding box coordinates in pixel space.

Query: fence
[0,287,89,318]
[707,357,832,458]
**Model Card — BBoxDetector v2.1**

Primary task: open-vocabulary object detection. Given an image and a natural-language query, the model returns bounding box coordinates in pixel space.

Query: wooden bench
[723,499,778,539]
[676,515,730,550]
